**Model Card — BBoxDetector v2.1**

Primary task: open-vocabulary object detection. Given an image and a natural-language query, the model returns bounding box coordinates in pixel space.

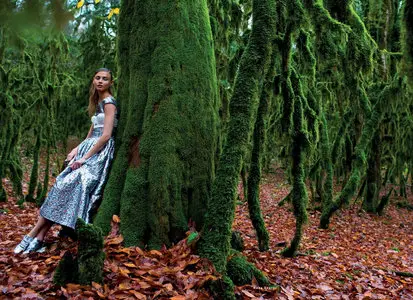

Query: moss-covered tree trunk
[246,46,278,252]
[402,0,413,84]
[94,0,219,248]
[198,0,276,275]
[282,71,309,257]
[364,130,382,212]
[26,129,41,202]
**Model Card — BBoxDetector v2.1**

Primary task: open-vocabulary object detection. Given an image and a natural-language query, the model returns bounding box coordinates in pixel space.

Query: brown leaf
[107,236,124,246]
[130,290,146,299]
[170,296,186,300]
[241,289,256,298]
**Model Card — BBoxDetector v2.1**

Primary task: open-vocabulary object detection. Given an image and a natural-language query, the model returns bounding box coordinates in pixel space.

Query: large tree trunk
[94,0,219,248]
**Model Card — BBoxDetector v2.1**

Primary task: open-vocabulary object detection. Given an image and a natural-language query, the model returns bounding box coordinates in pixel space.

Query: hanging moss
[198,0,276,275]
[320,79,399,229]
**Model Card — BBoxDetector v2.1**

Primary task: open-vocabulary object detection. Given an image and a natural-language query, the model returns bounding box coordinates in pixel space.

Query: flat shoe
[23,238,43,254]
[13,235,34,254]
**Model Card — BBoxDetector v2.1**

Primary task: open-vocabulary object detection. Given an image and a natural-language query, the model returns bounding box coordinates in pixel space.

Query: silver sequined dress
[40,96,118,229]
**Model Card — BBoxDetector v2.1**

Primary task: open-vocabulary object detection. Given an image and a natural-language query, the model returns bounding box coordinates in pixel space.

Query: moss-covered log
[198,0,276,277]
[95,0,219,248]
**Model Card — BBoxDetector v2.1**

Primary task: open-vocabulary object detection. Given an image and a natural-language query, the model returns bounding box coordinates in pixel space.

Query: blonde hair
[88,68,113,117]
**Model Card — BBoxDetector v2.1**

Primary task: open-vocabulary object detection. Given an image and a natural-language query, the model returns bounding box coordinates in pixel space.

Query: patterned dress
[40,96,118,229]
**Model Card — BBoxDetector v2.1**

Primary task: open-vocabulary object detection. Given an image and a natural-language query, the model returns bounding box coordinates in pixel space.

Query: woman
[14,68,118,254]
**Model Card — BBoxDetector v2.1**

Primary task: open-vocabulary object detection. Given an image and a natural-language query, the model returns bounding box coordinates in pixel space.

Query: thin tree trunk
[198,0,276,274]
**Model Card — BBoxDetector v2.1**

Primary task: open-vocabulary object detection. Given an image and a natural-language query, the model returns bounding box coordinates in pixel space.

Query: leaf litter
[0,159,412,299]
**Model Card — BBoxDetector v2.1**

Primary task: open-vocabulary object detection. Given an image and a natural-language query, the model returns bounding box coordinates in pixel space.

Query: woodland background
[0,0,413,299]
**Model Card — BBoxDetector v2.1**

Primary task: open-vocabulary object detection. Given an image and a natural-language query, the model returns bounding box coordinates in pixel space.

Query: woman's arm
[85,123,94,139]
[70,104,116,170]
[66,124,94,161]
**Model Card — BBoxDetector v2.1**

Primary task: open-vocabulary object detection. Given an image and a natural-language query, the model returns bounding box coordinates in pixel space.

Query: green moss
[401,0,413,84]
[26,130,41,203]
[320,113,333,209]
[246,43,277,252]
[282,71,309,257]
[364,131,381,212]
[0,186,6,202]
[230,231,244,252]
[53,251,78,286]
[94,145,129,235]
[376,187,393,215]
[319,79,399,228]
[206,275,236,300]
[53,219,105,286]
[227,252,271,286]
[198,0,276,275]
[98,0,219,248]
[76,219,105,285]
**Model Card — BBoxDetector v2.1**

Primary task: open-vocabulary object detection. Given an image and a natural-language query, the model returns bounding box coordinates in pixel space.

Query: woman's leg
[35,220,53,241]
[14,216,52,253]
[27,216,51,239]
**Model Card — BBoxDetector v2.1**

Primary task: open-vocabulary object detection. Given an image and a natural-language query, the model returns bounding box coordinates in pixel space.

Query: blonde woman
[14,68,118,254]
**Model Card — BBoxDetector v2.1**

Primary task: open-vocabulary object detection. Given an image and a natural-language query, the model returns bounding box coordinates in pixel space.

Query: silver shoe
[13,235,34,254]
[23,238,43,254]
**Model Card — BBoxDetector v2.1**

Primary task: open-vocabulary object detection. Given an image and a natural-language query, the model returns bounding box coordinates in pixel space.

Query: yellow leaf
[76,0,84,9]
[113,8,120,14]
[123,262,137,268]
[95,0,100,3]
[108,9,114,19]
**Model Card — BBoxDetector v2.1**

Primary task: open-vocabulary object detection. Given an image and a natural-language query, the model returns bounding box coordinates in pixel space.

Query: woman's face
[93,71,112,92]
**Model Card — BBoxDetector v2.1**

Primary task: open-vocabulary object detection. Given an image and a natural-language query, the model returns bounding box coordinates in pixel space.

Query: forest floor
[0,156,412,299]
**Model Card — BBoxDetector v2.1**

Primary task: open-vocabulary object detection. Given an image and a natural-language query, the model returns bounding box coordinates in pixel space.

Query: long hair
[88,68,114,117]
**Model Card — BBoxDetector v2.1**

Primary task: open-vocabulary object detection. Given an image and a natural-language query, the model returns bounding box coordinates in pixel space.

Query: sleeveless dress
[40,96,118,229]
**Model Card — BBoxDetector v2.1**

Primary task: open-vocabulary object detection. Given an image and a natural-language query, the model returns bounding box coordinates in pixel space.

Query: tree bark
[94,0,219,248]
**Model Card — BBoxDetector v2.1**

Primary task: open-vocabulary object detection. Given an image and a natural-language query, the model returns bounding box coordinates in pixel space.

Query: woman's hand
[70,157,86,170]
[66,147,78,161]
